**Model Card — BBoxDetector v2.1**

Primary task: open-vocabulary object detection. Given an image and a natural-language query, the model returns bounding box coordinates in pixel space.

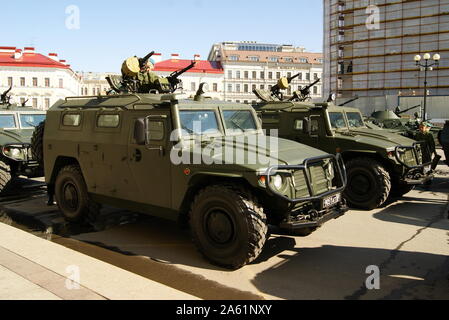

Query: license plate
[322,193,341,209]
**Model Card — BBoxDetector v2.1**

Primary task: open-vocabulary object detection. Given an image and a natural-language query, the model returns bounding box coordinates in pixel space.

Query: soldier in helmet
[416,122,436,163]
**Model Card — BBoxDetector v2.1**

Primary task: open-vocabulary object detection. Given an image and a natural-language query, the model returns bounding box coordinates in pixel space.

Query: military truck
[252,77,436,210]
[33,52,349,269]
[0,86,45,192]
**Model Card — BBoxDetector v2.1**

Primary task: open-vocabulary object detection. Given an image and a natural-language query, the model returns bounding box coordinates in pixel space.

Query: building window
[236,84,241,93]
[260,84,265,90]
[269,57,279,63]
[276,72,281,79]
[252,84,256,92]
[191,83,196,91]
[32,98,38,109]
[213,83,218,92]
[244,71,249,79]
[20,77,25,87]
[313,86,318,95]
[59,79,63,88]
[45,98,50,109]
[236,71,241,79]
[284,57,293,63]
[84,88,88,95]
[92,88,96,95]
[20,98,26,105]
[33,78,38,87]
[229,55,239,61]
[8,77,13,86]
[298,73,303,80]
[228,70,232,79]
[249,56,259,62]
[268,85,272,90]
[244,84,249,93]
[268,72,273,79]
[45,78,50,87]
[227,84,232,92]
[287,72,292,79]
[306,73,310,81]
[252,71,257,79]
[299,58,308,63]
[314,73,318,80]
[260,71,265,79]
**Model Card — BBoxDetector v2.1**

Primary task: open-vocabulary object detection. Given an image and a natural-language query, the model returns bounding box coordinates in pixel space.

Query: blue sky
[1,0,323,72]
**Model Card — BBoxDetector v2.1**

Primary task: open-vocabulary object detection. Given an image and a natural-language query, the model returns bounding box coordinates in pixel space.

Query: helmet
[121,57,140,77]
[277,78,289,90]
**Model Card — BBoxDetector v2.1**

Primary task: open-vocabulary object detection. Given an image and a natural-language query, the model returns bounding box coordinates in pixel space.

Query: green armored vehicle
[253,77,436,210]
[35,53,348,269]
[0,86,45,192]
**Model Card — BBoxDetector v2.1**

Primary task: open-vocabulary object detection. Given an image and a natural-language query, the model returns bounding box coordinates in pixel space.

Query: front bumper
[280,201,348,230]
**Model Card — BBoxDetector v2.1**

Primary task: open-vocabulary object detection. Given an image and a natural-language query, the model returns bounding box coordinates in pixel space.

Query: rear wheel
[344,157,391,210]
[0,161,12,194]
[31,121,45,167]
[54,165,99,223]
[189,184,267,269]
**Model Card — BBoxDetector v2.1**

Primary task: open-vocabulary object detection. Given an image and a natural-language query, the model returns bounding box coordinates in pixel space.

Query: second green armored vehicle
[0,86,46,193]
[253,77,436,210]
[33,52,348,269]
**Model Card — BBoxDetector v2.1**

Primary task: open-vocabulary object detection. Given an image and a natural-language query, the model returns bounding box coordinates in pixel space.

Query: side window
[62,114,81,126]
[97,114,120,128]
[148,120,165,141]
[294,119,303,131]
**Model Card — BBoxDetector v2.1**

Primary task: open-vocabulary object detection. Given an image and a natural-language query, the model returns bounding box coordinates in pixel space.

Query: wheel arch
[341,150,393,173]
[48,156,81,186]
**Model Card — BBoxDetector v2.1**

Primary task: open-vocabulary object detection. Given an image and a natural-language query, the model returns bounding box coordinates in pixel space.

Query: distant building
[324,0,449,118]
[0,46,80,110]
[207,41,324,103]
[153,54,224,100]
[78,72,114,96]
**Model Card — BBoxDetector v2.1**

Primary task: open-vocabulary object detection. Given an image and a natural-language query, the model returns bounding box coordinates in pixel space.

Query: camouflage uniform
[137,71,161,92]
[415,131,436,163]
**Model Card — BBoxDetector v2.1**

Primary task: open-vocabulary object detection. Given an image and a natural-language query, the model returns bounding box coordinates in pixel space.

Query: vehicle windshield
[346,112,365,128]
[223,110,257,133]
[0,114,17,129]
[329,112,347,129]
[20,114,46,128]
[179,110,220,136]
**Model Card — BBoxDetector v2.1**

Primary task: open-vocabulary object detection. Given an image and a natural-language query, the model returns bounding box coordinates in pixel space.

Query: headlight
[271,175,283,190]
[3,146,26,160]
[326,162,335,179]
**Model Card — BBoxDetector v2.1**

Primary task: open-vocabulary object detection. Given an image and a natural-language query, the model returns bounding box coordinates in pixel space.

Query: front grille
[293,162,332,198]
[403,149,417,167]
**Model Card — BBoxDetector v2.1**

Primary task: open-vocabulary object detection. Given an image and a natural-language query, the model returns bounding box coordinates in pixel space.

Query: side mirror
[134,118,147,145]
[303,117,311,134]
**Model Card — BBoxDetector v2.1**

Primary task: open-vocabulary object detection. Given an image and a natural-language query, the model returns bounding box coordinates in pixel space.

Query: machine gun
[270,73,302,100]
[289,78,321,102]
[339,95,359,107]
[1,86,12,106]
[166,60,196,92]
[139,51,155,69]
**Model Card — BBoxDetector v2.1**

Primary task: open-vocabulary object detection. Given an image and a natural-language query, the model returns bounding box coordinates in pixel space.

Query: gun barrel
[139,51,155,68]
[287,73,301,83]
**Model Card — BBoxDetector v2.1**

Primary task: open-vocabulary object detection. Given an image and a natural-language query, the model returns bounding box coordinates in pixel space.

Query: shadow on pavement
[250,242,449,300]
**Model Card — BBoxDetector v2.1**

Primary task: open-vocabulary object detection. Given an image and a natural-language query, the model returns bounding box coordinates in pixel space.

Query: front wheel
[54,165,100,223]
[189,185,268,269]
[0,161,13,194]
[344,157,391,210]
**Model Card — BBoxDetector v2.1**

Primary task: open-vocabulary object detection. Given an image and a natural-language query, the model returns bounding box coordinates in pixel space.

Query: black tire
[189,184,268,269]
[54,165,100,223]
[31,121,45,167]
[0,161,12,194]
[344,157,391,210]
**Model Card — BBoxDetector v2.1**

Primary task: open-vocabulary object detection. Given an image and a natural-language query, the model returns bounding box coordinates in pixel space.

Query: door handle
[133,149,142,162]
[146,145,165,157]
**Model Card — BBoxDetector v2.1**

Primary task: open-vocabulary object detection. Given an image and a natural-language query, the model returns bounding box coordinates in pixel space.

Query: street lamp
[414,53,440,121]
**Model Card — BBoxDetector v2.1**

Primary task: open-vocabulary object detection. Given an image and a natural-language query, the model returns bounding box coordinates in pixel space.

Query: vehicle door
[127,111,172,208]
